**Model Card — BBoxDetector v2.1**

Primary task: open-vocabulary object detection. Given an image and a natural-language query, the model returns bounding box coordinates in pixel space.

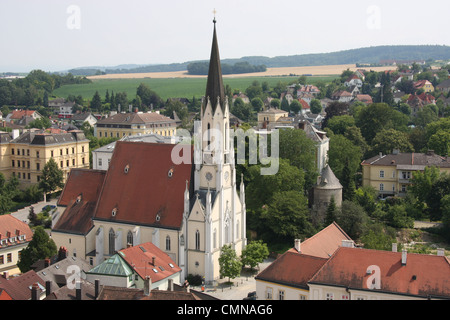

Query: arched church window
[127,231,133,247]
[213,229,217,249]
[195,230,200,251]
[109,228,115,255]
[166,235,171,251]
[207,123,211,150]
[236,220,240,240]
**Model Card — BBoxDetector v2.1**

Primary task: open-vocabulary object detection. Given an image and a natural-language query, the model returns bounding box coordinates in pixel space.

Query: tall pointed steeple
[204,18,225,113]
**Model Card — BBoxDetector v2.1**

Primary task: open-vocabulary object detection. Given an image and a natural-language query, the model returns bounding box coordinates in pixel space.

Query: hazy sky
[1,0,450,72]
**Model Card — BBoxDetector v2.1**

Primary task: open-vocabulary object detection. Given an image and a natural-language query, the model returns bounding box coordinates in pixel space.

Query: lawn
[52,75,338,101]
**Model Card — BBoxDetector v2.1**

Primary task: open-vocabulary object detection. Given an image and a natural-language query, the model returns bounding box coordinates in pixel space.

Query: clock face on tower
[205,172,213,182]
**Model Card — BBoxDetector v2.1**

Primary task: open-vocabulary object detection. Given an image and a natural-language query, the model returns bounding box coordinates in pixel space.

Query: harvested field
[87,64,397,80]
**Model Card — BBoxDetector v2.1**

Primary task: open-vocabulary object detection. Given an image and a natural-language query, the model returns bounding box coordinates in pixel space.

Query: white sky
[1,0,449,72]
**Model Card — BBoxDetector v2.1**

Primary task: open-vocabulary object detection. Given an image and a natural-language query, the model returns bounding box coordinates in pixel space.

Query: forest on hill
[67,45,450,76]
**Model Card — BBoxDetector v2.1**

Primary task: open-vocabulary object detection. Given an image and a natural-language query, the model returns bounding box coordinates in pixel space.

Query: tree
[325,197,338,226]
[17,226,57,273]
[322,101,349,129]
[90,91,102,110]
[370,128,414,157]
[251,97,264,112]
[428,129,450,156]
[39,158,64,199]
[361,223,398,251]
[409,166,441,204]
[218,244,242,283]
[326,115,355,135]
[310,99,322,114]
[240,240,269,271]
[426,174,450,221]
[136,83,161,107]
[341,159,356,201]
[327,134,362,183]
[289,99,302,114]
[336,201,368,240]
[262,190,314,241]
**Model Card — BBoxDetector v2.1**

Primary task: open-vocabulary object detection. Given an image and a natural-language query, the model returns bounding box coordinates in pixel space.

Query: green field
[52,75,338,101]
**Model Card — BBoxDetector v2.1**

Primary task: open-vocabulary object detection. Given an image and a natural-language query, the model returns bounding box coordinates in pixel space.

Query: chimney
[76,281,82,300]
[31,283,40,300]
[342,240,354,248]
[44,258,51,268]
[437,248,445,256]
[45,281,51,297]
[58,246,68,261]
[392,243,398,252]
[401,249,407,265]
[2,272,8,279]
[168,279,174,292]
[152,256,156,266]
[144,276,151,296]
[95,280,100,299]
[294,239,301,253]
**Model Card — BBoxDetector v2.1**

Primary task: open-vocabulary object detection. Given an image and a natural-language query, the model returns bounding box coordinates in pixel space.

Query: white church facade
[51,19,246,284]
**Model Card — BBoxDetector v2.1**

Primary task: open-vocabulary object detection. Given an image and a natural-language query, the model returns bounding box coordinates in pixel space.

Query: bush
[185,274,203,286]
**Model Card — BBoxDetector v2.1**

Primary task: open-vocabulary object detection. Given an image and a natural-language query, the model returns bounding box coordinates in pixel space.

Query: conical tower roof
[204,19,225,113]
[316,165,342,189]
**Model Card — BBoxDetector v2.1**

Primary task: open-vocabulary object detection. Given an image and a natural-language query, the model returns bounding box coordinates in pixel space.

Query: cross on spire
[213,8,217,23]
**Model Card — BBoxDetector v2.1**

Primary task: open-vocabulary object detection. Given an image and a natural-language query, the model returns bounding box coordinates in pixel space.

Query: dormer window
[124,164,130,174]
[168,168,174,178]
[112,208,118,217]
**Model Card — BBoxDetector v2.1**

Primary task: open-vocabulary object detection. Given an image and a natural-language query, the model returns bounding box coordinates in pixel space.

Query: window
[109,229,115,255]
[17,149,20,156]
[36,151,39,158]
[166,235,171,251]
[66,148,69,155]
[127,231,133,247]
[72,147,75,154]
[7,253,12,263]
[379,183,384,191]
[278,290,285,300]
[98,158,102,167]
[82,158,85,164]
[60,161,63,168]
[299,294,307,300]
[27,149,29,156]
[213,229,217,249]
[195,230,200,250]
[11,148,14,155]
[82,146,85,153]
[51,150,54,157]
[0,255,3,264]
[11,160,14,167]
[36,163,40,171]
[60,149,63,156]
[266,287,273,300]
[379,170,384,178]
[72,159,75,166]
[326,293,334,300]
[66,160,69,167]
[401,185,407,192]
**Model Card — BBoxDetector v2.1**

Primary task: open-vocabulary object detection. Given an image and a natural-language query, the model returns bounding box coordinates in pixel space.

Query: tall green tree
[219,245,242,283]
[240,240,269,271]
[17,226,57,273]
[90,90,102,110]
[39,158,64,199]
[325,197,338,226]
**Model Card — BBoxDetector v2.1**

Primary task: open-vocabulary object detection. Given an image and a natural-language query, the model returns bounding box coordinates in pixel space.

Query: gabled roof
[54,169,106,235]
[96,112,176,125]
[118,242,181,282]
[309,247,450,299]
[0,214,33,245]
[287,222,351,259]
[93,141,193,229]
[0,270,45,300]
[255,251,327,290]
[361,151,450,167]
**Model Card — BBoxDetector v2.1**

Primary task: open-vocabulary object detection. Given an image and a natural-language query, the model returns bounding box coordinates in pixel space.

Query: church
[51,19,247,284]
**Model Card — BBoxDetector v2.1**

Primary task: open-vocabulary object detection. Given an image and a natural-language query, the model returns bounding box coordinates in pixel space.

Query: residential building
[355,94,373,104]
[257,108,289,129]
[92,133,178,171]
[5,130,90,187]
[0,214,33,276]
[331,90,353,103]
[86,242,182,291]
[344,74,363,88]
[94,111,177,139]
[52,20,247,285]
[71,112,98,128]
[255,222,352,300]
[5,109,42,123]
[414,80,434,93]
[308,246,450,300]
[0,270,46,300]
[361,150,450,198]
[297,85,320,98]
[436,79,450,93]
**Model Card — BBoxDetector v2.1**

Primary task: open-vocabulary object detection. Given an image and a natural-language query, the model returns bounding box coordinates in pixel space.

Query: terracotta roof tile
[0,214,33,245]
[118,242,181,282]
[0,270,45,300]
[93,141,193,229]
[256,251,327,289]
[309,247,450,298]
[287,222,352,259]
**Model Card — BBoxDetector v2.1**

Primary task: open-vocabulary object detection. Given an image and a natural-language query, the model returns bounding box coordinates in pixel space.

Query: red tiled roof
[93,141,193,229]
[0,289,12,300]
[0,214,33,244]
[54,169,106,235]
[287,222,352,259]
[0,270,45,300]
[10,110,37,120]
[309,247,450,298]
[255,251,327,290]
[118,242,181,282]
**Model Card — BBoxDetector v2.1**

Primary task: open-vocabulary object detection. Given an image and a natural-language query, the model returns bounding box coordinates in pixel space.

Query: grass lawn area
[52,75,338,101]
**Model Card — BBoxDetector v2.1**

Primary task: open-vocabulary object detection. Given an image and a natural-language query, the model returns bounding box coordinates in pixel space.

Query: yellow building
[0,214,34,276]
[95,112,177,139]
[257,108,289,129]
[0,130,90,187]
[361,150,450,198]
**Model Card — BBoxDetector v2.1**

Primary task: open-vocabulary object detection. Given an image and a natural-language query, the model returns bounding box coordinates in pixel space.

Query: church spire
[204,18,225,113]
